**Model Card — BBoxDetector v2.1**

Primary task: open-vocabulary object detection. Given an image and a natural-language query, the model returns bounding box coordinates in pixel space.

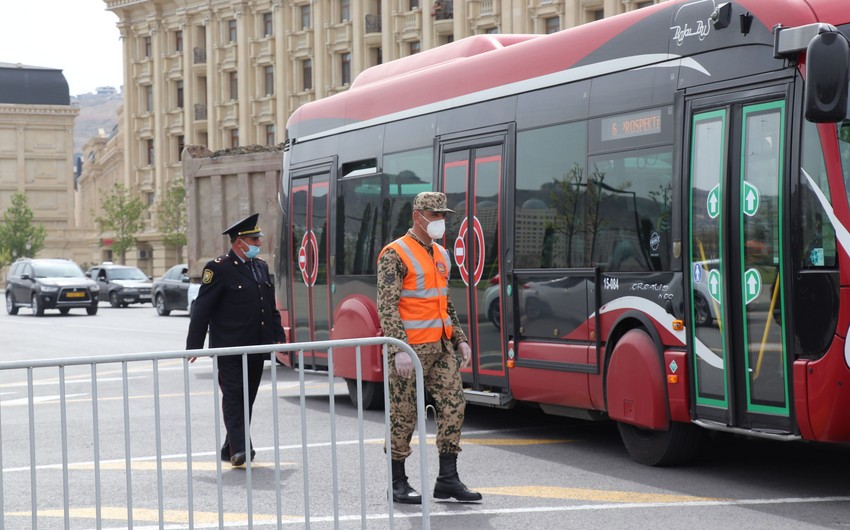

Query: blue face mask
[244,245,260,259]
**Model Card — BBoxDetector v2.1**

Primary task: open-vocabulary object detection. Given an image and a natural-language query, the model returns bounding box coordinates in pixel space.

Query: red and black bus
[275,0,850,465]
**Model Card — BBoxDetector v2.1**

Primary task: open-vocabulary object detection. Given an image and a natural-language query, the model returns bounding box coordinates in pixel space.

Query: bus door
[686,90,791,433]
[289,163,333,368]
[440,128,511,393]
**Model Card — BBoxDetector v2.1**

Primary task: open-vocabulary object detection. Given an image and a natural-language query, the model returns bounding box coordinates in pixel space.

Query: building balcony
[221,44,237,69]
[396,9,421,38]
[193,47,206,64]
[137,167,154,190]
[134,114,153,136]
[289,31,312,55]
[165,54,182,76]
[252,97,274,121]
[326,22,352,48]
[166,110,184,134]
[219,101,238,128]
[251,38,274,61]
[133,61,152,82]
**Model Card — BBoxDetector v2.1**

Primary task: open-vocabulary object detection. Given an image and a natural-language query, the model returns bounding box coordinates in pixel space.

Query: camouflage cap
[412,192,455,213]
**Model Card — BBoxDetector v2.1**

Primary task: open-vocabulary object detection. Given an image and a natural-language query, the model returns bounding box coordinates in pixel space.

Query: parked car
[85,263,153,308]
[187,282,200,317]
[152,263,190,316]
[5,258,99,316]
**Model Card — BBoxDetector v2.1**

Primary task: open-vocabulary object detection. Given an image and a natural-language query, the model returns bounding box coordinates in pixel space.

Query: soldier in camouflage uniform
[377,191,482,504]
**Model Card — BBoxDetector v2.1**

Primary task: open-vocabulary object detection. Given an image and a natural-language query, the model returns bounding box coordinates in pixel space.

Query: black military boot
[433,453,482,501]
[391,459,422,504]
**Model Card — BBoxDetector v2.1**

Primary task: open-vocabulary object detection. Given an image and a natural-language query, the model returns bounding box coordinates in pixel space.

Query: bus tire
[345,378,384,410]
[616,420,702,466]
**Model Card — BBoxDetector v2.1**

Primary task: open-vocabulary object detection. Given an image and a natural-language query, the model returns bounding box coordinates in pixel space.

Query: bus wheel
[345,379,384,410]
[616,420,702,466]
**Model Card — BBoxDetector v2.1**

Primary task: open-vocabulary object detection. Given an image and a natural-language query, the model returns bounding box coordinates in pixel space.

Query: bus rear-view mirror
[805,31,850,123]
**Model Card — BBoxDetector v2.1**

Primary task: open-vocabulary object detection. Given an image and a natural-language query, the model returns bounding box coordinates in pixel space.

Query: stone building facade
[86,0,661,276]
[0,63,91,267]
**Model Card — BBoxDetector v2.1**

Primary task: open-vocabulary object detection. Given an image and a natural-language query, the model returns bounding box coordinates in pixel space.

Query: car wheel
[86,301,98,316]
[59,308,70,315]
[109,292,121,308]
[487,298,501,328]
[31,294,44,316]
[693,293,711,327]
[155,294,170,316]
[6,292,18,315]
[345,379,385,410]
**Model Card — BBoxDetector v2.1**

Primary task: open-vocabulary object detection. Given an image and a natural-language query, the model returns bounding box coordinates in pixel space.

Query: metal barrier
[0,337,430,529]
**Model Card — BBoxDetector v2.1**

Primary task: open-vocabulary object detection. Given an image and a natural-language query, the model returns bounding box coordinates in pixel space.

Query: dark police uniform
[186,213,285,464]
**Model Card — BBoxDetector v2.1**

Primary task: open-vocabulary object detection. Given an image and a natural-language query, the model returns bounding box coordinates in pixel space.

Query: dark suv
[5,258,100,316]
[86,263,153,308]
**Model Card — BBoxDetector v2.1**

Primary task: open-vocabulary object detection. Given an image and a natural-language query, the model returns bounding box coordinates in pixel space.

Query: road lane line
[476,485,721,503]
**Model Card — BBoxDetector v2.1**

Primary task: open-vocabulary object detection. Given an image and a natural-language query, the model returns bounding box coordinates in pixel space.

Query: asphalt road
[1,299,849,529]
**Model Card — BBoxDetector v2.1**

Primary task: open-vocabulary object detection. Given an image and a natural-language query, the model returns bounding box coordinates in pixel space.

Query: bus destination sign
[602,108,663,142]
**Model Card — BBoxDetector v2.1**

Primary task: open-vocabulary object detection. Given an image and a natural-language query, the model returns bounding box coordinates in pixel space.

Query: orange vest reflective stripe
[383,234,453,344]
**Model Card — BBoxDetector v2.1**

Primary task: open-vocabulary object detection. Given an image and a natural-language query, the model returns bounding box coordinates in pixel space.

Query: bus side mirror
[805,31,850,123]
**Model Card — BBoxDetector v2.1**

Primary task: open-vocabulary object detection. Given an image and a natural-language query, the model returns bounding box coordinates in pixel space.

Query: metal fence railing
[0,337,429,529]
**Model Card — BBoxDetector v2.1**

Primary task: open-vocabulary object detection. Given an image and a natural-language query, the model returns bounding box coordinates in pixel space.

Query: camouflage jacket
[377,230,468,355]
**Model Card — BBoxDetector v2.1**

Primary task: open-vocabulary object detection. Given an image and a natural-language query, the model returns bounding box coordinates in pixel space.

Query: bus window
[801,120,835,268]
[587,148,673,271]
[515,122,587,268]
[335,148,432,276]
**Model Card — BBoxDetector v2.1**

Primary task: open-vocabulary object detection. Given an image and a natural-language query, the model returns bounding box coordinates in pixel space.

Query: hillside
[72,89,122,157]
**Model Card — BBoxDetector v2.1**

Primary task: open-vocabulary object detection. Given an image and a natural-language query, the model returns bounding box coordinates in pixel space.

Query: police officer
[377,191,482,503]
[187,212,285,467]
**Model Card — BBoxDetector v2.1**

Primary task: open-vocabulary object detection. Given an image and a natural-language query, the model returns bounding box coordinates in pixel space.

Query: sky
[1,1,123,96]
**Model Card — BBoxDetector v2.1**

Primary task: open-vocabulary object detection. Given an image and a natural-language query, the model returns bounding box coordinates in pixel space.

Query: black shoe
[391,459,422,504]
[222,448,256,462]
[434,453,482,502]
[230,451,247,466]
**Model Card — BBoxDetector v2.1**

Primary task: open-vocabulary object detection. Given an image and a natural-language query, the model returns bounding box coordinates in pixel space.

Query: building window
[409,41,421,55]
[230,129,239,148]
[175,30,183,53]
[228,19,237,42]
[485,27,499,34]
[410,0,419,9]
[591,9,604,21]
[229,71,238,100]
[176,80,184,108]
[341,53,351,86]
[262,12,273,36]
[544,17,560,34]
[177,135,185,160]
[145,85,153,112]
[146,139,154,165]
[303,59,313,91]
[144,36,152,58]
[637,1,654,7]
[340,0,351,22]
[264,66,274,96]
[265,124,275,145]
[146,192,155,206]
[301,5,311,29]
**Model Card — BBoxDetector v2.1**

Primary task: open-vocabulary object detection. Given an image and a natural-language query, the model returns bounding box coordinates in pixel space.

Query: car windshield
[109,268,148,280]
[32,262,84,278]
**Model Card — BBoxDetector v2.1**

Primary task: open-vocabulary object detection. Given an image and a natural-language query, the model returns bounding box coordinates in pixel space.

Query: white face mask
[419,212,446,240]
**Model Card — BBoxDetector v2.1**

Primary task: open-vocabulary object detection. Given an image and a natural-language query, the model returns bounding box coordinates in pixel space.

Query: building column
[236,5,252,145]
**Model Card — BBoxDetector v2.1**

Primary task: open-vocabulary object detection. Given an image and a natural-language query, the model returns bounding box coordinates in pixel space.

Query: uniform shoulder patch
[214,257,223,263]
[202,268,214,284]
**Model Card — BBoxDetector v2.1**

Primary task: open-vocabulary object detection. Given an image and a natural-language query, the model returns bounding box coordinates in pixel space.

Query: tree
[157,179,187,261]
[0,192,47,267]
[95,183,146,264]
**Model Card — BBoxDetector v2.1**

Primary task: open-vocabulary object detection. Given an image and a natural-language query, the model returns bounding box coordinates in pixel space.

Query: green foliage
[95,183,146,265]
[157,179,187,250]
[0,192,47,267]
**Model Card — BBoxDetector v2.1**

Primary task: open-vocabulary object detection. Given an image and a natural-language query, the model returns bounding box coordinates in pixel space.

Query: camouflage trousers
[388,339,466,461]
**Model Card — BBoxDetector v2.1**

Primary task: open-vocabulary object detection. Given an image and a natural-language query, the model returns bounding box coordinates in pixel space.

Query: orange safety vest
[382,234,453,344]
